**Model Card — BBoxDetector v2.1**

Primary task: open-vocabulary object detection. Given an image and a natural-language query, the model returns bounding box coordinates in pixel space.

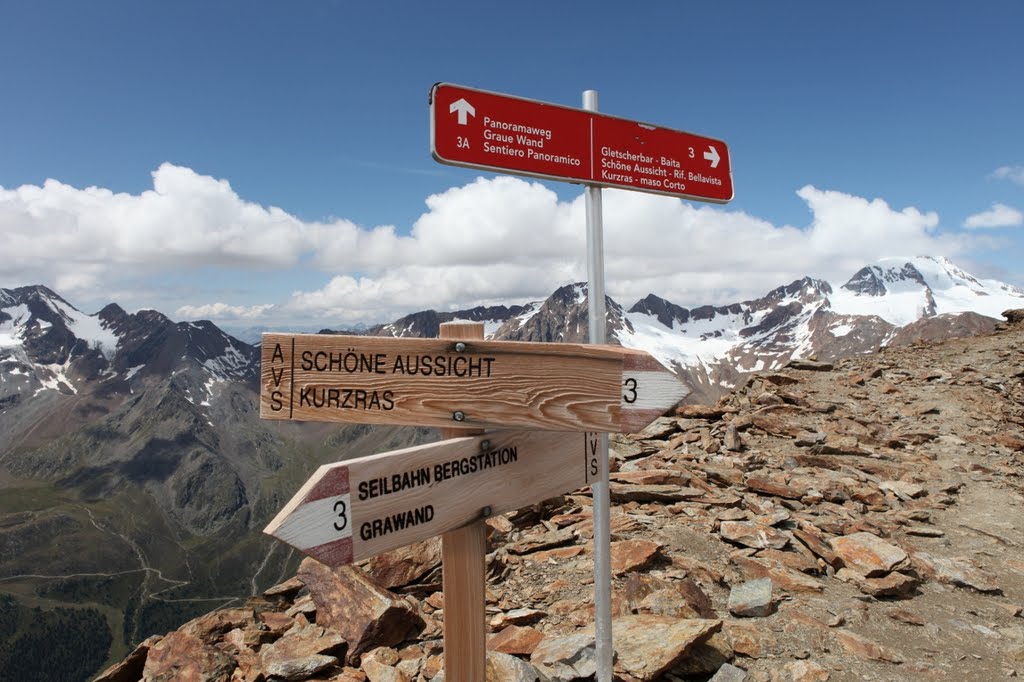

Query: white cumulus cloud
[282,182,969,324]
[963,203,1023,229]
[0,163,382,294]
[991,165,1024,186]
[0,164,991,327]
[175,302,276,321]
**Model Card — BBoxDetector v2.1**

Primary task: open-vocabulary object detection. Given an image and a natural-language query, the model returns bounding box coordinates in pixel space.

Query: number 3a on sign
[457,136,469,149]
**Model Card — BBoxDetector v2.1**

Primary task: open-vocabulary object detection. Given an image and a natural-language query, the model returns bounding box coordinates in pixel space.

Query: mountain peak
[758,277,833,306]
[363,304,527,339]
[10,283,66,303]
[829,256,1023,327]
[629,293,690,329]
[497,281,629,343]
[841,260,927,296]
[550,282,589,306]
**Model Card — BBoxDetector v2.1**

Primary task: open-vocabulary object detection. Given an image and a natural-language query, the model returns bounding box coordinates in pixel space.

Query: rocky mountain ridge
[0,286,434,679]
[4,257,1020,419]
[95,309,1024,681]
[355,257,1024,403]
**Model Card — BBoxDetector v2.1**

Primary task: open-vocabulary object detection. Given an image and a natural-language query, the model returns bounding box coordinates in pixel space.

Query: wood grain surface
[260,333,687,433]
[262,429,598,566]
[438,321,486,682]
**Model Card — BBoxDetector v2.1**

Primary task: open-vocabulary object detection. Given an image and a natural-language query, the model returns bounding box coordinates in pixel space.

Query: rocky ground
[96,312,1024,682]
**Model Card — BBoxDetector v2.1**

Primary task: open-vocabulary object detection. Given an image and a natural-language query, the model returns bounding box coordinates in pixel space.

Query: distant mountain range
[4,256,1022,431]
[1,255,1022,678]
[347,256,1024,402]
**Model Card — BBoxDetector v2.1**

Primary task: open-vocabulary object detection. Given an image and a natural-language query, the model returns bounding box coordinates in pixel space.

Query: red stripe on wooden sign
[305,467,349,503]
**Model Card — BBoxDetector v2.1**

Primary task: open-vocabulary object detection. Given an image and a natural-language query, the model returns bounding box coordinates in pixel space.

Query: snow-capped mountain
[642,258,1020,397]
[1,284,263,511]
[0,284,256,402]
[4,257,1020,412]
[324,257,1020,404]
[496,282,634,344]
[355,304,528,339]
[296,257,1024,405]
[830,256,1024,326]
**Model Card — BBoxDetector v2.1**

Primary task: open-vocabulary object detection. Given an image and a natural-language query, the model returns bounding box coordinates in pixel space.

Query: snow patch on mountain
[572,283,587,305]
[0,305,30,347]
[202,340,250,380]
[448,317,507,338]
[60,304,120,359]
[509,302,543,327]
[624,311,741,371]
[36,358,77,395]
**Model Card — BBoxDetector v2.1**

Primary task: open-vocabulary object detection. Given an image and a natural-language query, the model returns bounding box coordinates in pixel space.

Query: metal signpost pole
[583,89,614,682]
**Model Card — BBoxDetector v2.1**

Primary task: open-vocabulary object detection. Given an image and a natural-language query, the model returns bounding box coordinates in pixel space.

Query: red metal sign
[430,82,733,203]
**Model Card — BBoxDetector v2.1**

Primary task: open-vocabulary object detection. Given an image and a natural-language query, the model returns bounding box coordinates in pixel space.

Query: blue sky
[1,1,1022,329]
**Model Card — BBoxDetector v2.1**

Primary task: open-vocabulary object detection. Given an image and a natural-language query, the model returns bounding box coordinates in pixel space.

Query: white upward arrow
[703,145,721,169]
[449,98,476,125]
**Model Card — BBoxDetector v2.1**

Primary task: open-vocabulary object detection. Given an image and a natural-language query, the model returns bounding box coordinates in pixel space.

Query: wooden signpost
[261,81,731,681]
[436,322,487,682]
[263,428,603,566]
[261,324,687,680]
[260,333,687,433]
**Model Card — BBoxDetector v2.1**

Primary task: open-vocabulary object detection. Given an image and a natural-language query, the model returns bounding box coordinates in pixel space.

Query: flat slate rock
[830,532,909,578]
[609,482,705,502]
[787,359,835,371]
[709,662,749,681]
[296,558,421,664]
[607,615,721,681]
[719,521,791,550]
[912,552,1001,593]
[530,633,596,680]
[728,578,774,618]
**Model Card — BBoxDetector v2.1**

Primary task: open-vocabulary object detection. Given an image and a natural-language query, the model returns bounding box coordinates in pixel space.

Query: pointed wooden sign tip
[619,351,691,433]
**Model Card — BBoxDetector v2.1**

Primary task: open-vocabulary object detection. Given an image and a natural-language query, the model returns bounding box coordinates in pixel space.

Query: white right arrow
[703,145,720,169]
[449,98,476,125]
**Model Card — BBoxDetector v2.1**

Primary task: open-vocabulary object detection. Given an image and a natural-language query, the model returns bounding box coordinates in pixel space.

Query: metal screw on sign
[452,411,466,422]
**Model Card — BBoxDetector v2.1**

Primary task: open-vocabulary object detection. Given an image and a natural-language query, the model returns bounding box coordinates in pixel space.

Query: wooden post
[439,321,487,682]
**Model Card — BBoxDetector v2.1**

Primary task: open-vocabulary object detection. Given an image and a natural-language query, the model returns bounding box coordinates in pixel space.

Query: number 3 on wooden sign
[333,499,348,531]
[622,377,638,404]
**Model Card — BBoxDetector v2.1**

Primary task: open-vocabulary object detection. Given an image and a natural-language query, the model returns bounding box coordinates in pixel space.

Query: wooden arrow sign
[260,334,687,433]
[264,430,604,566]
